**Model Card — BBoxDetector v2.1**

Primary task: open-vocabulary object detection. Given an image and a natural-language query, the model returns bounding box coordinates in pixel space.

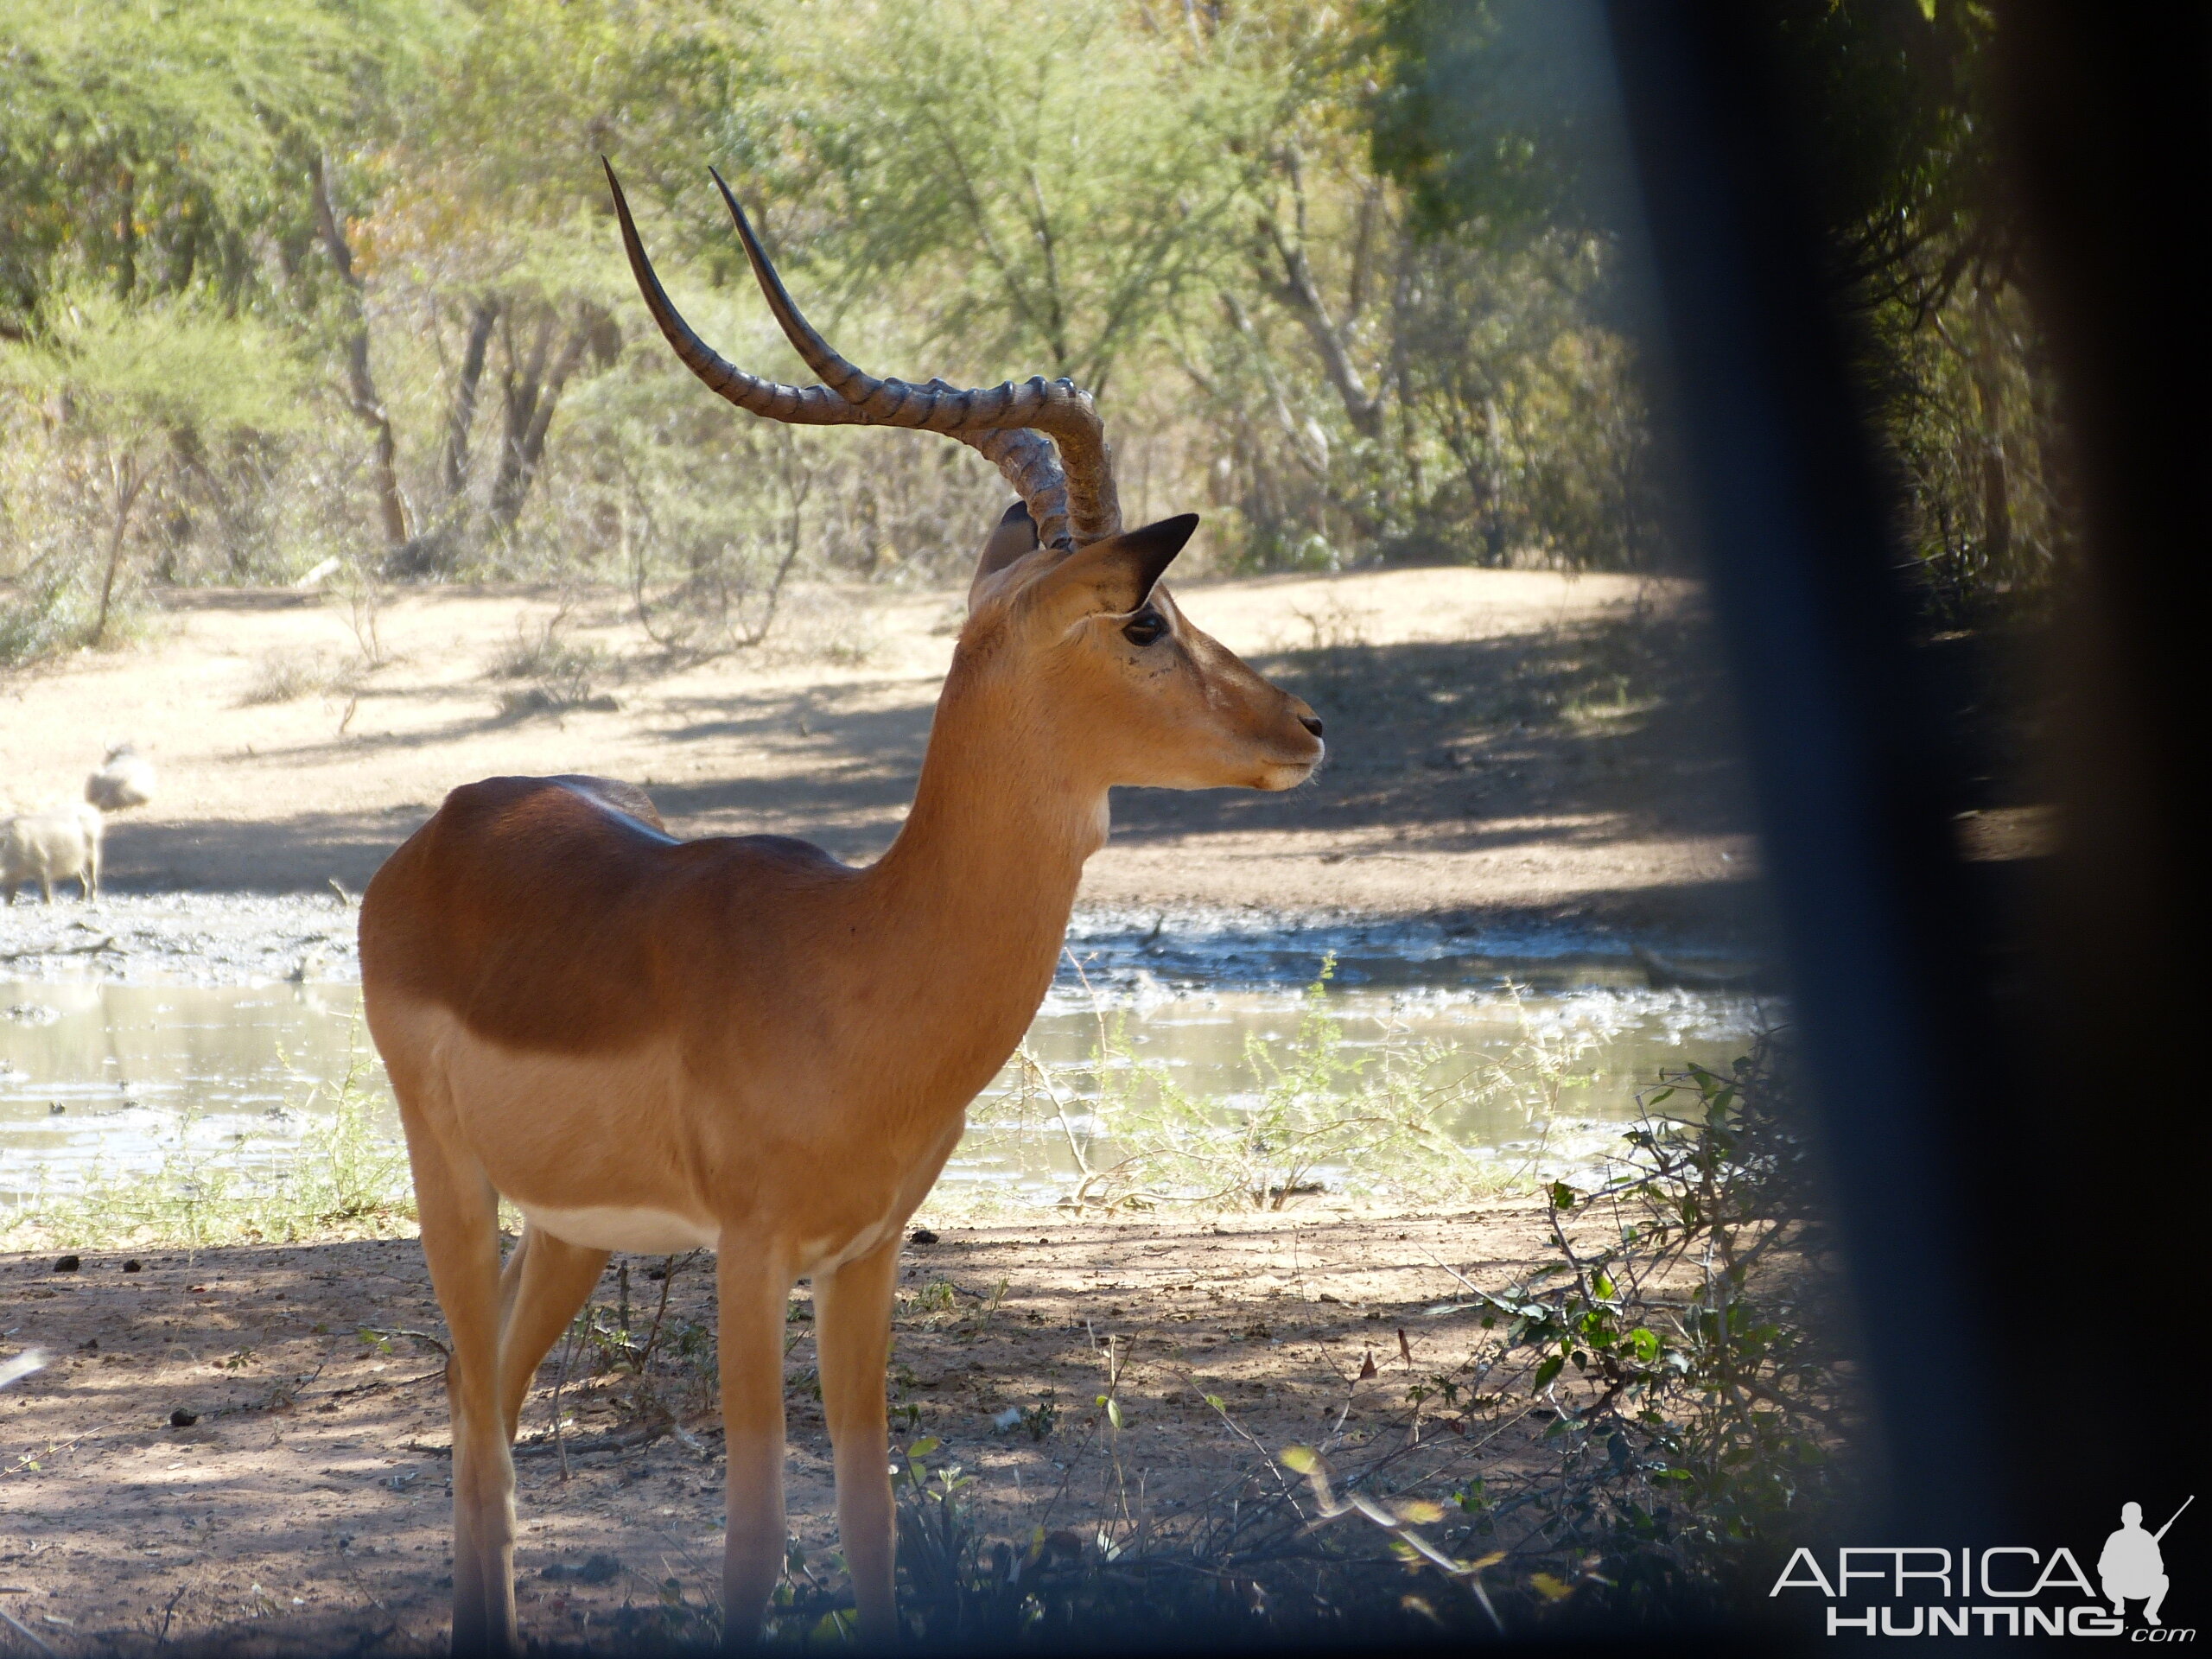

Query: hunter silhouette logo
[2102,1497,2190,1629]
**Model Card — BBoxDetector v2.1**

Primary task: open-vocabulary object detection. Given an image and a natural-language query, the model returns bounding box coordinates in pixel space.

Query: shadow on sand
[100,614,1766,905]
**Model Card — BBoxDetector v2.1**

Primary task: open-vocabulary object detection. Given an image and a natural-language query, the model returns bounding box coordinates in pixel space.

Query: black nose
[1300,715,1325,738]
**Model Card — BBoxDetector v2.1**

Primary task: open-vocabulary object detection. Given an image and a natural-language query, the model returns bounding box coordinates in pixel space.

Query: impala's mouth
[1255,748,1324,790]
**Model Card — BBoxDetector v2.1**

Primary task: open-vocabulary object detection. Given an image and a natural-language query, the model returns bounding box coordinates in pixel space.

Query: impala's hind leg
[406,1131,517,1656]
[816,1239,902,1643]
[494,1225,608,1444]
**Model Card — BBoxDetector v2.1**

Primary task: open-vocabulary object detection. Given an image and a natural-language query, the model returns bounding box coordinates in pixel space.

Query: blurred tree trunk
[92,448,156,646]
[486,302,610,536]
[310,153,407,552]
[442,295,499,499]
[1937,296,2015,592]
[115,168,137,299]
[1967,335,2013,585]
[1257,158,1385,442]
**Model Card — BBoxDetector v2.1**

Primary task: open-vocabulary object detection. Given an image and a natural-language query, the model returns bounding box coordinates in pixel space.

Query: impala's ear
[967,500,1041,608]
[1022,513,1198,627]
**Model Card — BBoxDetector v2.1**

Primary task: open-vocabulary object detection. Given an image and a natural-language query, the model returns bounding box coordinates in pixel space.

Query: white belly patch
[518,1205,719,1255]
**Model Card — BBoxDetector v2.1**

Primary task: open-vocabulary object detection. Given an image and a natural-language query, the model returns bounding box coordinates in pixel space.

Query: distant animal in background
[85,743,156,812]
[1,803,103,904]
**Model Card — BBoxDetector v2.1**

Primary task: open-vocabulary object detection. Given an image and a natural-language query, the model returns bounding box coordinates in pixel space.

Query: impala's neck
[858,659,1104,1069]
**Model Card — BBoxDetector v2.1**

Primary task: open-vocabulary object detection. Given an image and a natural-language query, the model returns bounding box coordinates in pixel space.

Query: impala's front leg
[717,1247,791,1645]
[815,1240,902,1643]
[404,1133,516,1656]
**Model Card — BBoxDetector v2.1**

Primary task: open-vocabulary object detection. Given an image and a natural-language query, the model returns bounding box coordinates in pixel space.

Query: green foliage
[0,557,105,666]
[0,0,1676,607]
[0,290,316,655]
[3,293,311,433]
[0,0,448,321]
[1508,1042,1840,1548]
[825,1039,1849,1644]
[0,0,2053,639]
[1764,0,2063,620]
[897,1280,961,1317]
[1288,1031,1850,1625]
[890,1436,984,1626]
[770,0,1281,394]
[1113,957,1414,1208]
[1364,0,1630,243]
[1364,0,2062,616]
[1767,0,1994,302]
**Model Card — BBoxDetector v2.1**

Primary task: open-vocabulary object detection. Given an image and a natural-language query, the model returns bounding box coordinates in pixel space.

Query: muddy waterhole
[1,913,1772,1218]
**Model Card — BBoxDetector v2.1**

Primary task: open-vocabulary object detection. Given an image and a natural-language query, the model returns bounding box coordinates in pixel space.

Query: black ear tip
[1001,500,1035,528]
[1135,512,1200,553]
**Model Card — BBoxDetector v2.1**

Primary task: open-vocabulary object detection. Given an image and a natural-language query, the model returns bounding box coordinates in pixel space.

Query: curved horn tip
[707,165,759,240]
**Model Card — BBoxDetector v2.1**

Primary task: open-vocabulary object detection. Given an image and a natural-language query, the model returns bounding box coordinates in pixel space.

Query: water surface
[3,965,1771,1211]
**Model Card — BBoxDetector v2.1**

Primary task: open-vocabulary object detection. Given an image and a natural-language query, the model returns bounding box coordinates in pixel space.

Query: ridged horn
[604,159,1122,550]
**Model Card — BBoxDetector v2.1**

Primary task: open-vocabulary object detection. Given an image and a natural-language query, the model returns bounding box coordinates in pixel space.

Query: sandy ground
[2,567,1773,940]
[0,1208,1559,1654]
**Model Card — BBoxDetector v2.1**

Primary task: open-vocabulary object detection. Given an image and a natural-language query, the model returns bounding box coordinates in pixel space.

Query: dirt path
[2,568,1765,943]
[1,1206,1555,1654]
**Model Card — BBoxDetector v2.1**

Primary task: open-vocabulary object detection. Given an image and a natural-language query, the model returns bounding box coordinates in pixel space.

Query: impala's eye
[1122,607,1168,647]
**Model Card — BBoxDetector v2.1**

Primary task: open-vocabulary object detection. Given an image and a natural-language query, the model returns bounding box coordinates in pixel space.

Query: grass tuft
[238,649,353,706]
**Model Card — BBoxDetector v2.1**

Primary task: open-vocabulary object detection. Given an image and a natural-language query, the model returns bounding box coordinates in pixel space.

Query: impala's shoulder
[671,833,855,901]
[432,774,672,840]
[715,833,849,873]
[548,774,670,834]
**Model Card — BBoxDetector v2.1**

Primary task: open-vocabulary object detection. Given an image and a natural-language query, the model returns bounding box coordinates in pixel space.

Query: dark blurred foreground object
[1606,0,2206,1550]
[1986,2,2209,1527]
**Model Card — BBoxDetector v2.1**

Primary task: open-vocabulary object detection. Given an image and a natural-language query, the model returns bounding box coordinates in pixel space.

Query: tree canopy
[0,0,2053,660]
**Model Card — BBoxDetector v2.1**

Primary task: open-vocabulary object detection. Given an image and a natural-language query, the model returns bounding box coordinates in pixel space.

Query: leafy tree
[0,0,453,591]
[0,0,447,322]
[1363,0,1630,244]
[756,0,1283,397]
[337,0,726,569]
[1363,0,2055,613]
[1765,0,1999,311]
[1760,1,2056,615]
[1,293,309,649]
[1174,2,1663,570]
[0,0,2059,640]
